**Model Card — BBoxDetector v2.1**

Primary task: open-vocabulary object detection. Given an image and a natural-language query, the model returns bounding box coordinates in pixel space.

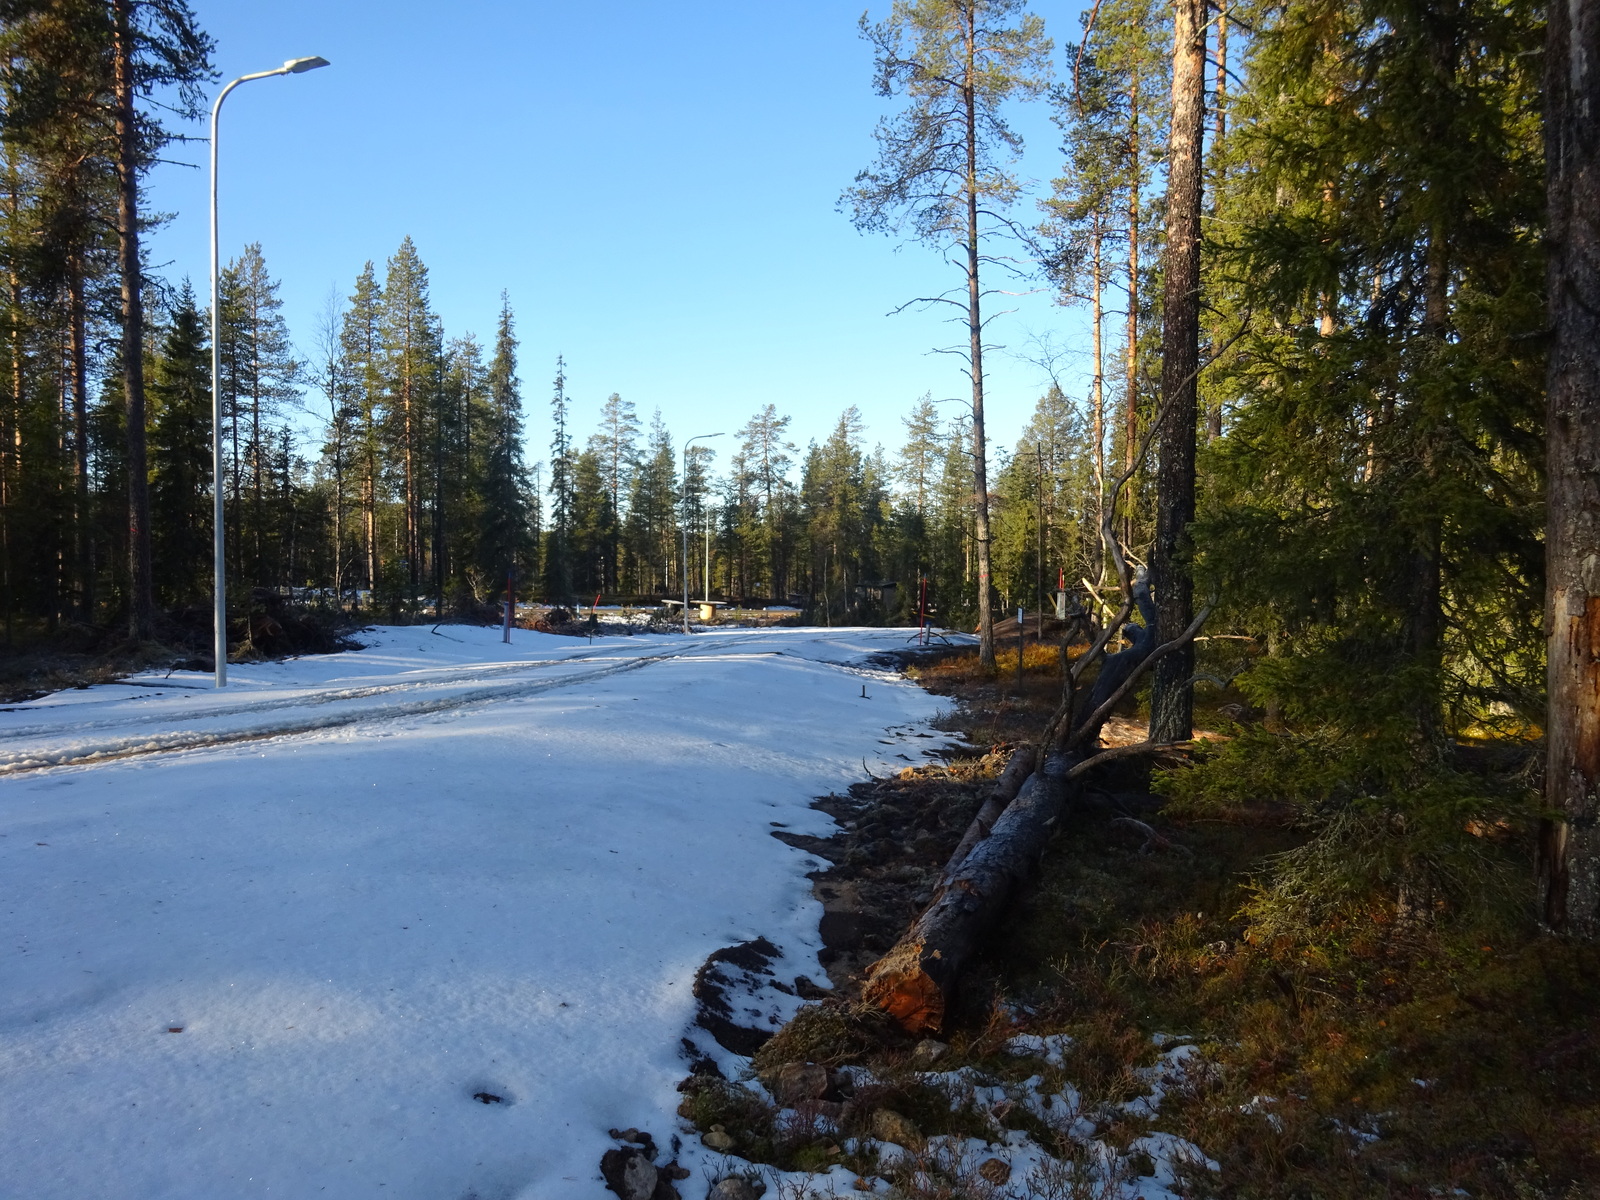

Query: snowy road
[0,624,952,1200]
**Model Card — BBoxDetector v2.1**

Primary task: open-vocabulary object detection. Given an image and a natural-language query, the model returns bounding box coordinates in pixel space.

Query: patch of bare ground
[675,646,1600,1200]
[0,601,362,703]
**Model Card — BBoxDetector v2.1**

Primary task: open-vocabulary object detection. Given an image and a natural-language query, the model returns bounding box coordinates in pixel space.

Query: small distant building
[855,580,898,604]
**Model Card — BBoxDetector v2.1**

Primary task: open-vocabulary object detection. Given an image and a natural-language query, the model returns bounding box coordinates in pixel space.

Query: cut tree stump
[861,751,1078,1033]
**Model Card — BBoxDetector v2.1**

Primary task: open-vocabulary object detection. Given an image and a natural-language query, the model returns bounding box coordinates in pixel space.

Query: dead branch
[1063,739,1187,781]
[1066,603,1215,752]
[1111,816,1195,858]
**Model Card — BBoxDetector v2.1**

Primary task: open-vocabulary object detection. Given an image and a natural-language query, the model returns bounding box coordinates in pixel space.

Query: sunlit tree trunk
[1539,0,1600,937]
[112,0,153,639]
[1149,0,1205,743]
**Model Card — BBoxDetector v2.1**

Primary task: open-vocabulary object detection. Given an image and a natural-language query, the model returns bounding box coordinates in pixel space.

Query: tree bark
[1207,0,1227,442]
[1123,69,1141,553]
[941,744,1036,881]
[1149,0,1206,744]
[1538,0,1600,937]
[112,0,153,641]
[965,8,996,671]
[1091,219,1106,572]
[68,255,93,621]
[861,751,1076,1033]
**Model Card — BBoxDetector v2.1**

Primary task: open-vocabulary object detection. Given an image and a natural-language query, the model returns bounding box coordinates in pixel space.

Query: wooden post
[1016,605,1024,693]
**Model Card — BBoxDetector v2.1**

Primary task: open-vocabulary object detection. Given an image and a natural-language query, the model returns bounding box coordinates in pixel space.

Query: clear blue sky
[146,0,1093,472]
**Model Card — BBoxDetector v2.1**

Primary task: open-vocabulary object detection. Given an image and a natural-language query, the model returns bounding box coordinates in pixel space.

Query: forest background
[11,1,1600,1187]
[0,0,1571,906]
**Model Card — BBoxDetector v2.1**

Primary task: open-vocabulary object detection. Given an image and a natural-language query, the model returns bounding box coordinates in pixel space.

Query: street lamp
[210,56,329,689]
[681,433,723,634]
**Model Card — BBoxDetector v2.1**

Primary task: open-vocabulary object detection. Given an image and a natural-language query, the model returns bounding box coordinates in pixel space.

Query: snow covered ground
[0,624,954,1200]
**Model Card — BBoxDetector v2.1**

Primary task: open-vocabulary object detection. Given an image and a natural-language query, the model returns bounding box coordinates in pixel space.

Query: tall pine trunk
[1538,0,1600,937]
[965,10,996,670]
[112,0,153,640]
[68,255,92,620]
[1090,217,1106,580]
[1149,0,1205,743]
[1124,69,1141,551]
[1207,1,1227,441]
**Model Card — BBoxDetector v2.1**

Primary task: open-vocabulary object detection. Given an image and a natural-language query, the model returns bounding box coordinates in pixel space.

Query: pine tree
[110,0,213,636]
[735,403,797,600]
[846,0,1052,668]
[1043,0,1168,556]
[379,236,439,599]
[587,391,638,590]
[0,0,119,621]
[217,242,298,589]
[1148,0,1207,741]
[340,262,384,597]
[1538,0,1600,935]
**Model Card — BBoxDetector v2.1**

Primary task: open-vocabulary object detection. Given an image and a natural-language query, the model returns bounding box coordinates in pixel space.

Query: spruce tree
[625,410,678,594]
[570,447,613,599]
[312,291,355,603]
[147,282,209,607]
[477,294,531,594]
[735,404,796,600]
[441,331,489,597]
[543,356,575,604]
[1170,0,1546,937]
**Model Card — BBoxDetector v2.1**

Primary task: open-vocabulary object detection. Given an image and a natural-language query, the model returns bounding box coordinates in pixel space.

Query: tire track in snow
[0,637,759,777]
[0,648,624,744]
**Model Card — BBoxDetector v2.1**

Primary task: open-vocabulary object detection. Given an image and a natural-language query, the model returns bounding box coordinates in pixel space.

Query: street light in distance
[209,55,329,688]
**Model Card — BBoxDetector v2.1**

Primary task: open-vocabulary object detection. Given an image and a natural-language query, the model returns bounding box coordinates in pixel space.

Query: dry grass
[682,638,1596,1198]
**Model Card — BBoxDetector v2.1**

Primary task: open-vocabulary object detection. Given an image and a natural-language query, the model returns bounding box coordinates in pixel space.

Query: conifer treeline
[0,0,1556,694]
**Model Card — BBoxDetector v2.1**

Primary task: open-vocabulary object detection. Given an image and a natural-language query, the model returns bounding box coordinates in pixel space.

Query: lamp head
[283,56,330,74]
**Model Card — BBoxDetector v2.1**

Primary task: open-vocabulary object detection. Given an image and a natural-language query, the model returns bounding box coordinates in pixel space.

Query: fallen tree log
[940,745,1036,882]
[861,751,1076,1034]
[857,404,1218,1036]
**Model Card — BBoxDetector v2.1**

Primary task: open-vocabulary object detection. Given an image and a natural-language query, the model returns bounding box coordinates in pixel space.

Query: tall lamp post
[681,432,723,634]
[210,55,329,688]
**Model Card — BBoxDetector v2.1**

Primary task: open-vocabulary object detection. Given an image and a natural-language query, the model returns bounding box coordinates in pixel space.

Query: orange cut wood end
[861,941,944,1034]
